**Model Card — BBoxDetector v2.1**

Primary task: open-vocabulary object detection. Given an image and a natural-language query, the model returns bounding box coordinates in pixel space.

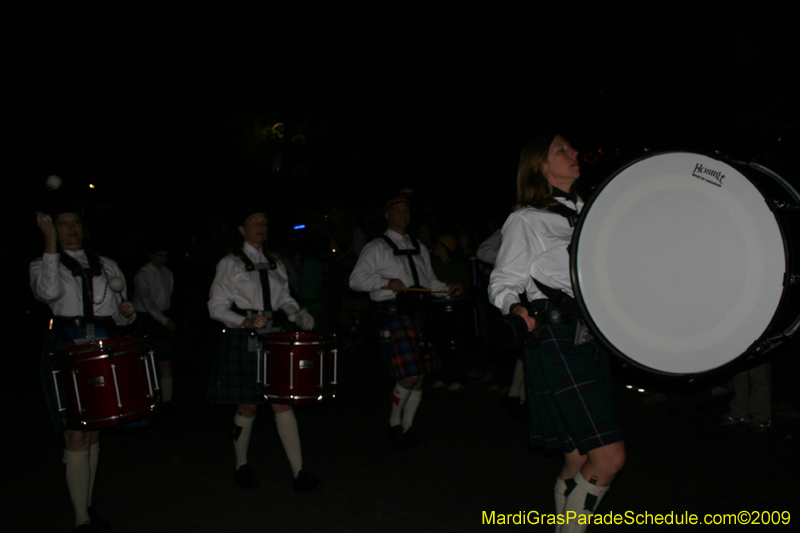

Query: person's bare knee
[64,430,91,451]
[583,442,626,486]
[561,449,587,479]
[398,376,422,390]
[238,404,258,418]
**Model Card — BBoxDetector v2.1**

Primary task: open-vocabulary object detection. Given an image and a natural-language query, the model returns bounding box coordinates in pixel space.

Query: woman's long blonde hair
[516,133,558,209]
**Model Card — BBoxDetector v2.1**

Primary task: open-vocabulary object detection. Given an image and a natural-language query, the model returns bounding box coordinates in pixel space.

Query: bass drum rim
[570,151,796,376]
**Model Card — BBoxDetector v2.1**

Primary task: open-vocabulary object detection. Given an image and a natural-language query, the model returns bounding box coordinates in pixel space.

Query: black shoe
[234,464,260,488]
[158,401,174,417]
[403,427,422,449]
[87,507,111,531]
[74,523,99,532]
[388,425,407,450]
[293,469,323,493]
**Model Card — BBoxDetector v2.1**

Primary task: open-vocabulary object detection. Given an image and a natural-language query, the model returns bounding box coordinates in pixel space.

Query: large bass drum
[571,151,800,375]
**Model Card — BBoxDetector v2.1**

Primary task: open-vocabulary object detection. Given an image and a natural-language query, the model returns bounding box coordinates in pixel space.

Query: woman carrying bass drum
[490,133,625,533]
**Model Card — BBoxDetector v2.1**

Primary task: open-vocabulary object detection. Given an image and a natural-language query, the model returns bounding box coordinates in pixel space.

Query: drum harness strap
[547,188,580,227]
[379,234,431,319]
[57,250,106,344]
[380,234,422,288]
[531,193,593,344]
[232,250,277,315]
[231,251,288,343]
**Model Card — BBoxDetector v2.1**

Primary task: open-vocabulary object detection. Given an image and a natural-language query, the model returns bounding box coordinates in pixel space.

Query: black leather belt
[229,303,260,317]
[54,317,116,329]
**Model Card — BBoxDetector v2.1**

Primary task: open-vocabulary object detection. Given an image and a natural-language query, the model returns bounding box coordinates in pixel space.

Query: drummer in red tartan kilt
[489,134,625,533]
[349,192,462,448]
[207,209,322,492]
[31,203,135,532]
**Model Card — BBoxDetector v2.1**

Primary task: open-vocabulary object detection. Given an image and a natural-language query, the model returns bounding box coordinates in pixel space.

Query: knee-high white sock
[275,410,303,478]
[401,389,422,431]
[390,382,412,427]
[64,449,91,526]
[509,358,525,401]
[561,471,610,533]
[160,377,173,402]
[87,442,99,507]
[554,477,568,533]
[233,412,255,470]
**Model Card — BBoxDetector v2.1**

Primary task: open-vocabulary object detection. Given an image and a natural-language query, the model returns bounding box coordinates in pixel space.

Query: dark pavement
[7,319,799,533]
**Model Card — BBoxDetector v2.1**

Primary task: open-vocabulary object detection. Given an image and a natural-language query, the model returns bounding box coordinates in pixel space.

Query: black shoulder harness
[234,250,277,271]
[380,234,422,287]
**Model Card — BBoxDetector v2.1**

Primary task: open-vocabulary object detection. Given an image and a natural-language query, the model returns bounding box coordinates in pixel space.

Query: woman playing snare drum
[489,134,625,533]
[207,209,321,492]
[30,205,135,532]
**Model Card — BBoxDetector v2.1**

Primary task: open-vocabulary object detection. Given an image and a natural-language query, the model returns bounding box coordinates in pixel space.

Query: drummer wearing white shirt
[31,207,134,532]
[349,194,462,448]
[207,210,321,493]
[133,249,178,404]
[489,134,625,533]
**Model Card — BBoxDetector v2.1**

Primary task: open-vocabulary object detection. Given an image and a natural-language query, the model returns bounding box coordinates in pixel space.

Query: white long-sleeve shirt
[349,228,448,302]
[133,262,174,325]
[489,198,582,315]
[476,229,502,265]
[30,249,135,325]
[208,243,300,329]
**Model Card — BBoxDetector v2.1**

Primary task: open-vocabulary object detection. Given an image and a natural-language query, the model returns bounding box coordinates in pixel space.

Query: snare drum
[421,295,479,352]
[572,151,800,375]
[259,333,337,404]
[51,336,160,430]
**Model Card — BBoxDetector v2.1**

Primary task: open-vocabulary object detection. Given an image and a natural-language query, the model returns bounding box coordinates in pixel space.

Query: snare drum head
[573,152,787,374]
[263,332,333,345]
[55,336,143,359]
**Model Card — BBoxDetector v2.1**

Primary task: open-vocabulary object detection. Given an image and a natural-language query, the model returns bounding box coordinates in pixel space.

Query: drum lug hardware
[51,369,66,413]
[148,348,160,397]
[751,340,772,354]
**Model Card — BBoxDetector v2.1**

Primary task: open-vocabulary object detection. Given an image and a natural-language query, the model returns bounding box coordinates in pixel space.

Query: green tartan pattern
[207,329,267,405]
[524,303,623,455]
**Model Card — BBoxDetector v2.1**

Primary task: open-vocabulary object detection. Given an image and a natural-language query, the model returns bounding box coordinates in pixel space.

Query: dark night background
[8,4,800,352]
[6,5,800,531]
[11,5,799,250]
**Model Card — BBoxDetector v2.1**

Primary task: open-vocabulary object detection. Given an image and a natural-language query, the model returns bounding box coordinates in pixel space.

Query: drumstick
[381,286,448,293]
[109,277,135,317]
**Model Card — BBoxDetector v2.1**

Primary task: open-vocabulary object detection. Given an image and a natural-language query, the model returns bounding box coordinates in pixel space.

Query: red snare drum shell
[261,333,337,404]
[52,336,159,429]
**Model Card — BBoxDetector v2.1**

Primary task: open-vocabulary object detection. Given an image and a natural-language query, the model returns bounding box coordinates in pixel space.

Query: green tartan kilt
[524,301,623,455]
[207,328,266,405]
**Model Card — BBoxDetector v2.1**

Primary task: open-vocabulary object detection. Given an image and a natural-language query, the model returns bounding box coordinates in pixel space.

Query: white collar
[243,242,265,261]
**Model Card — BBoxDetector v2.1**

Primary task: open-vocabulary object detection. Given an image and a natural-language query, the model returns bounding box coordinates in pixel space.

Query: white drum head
[573,152,787,374]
